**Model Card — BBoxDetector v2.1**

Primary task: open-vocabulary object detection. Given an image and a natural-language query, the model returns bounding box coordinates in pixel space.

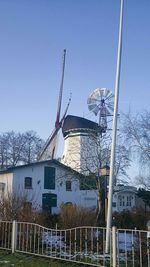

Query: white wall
[0,172,13,198]
[12,163,46,210]
[2,162,97,213]
[51,164,97,213]
[62,132,98,174]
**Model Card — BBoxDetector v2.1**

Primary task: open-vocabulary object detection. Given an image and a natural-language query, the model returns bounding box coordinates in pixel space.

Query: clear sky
[0,0,150,144]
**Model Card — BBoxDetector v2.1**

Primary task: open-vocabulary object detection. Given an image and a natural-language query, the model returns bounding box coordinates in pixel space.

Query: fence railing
[15,222,111,266]
[117,228,150,267]
[0,220,150,267]
[0,221,12,251]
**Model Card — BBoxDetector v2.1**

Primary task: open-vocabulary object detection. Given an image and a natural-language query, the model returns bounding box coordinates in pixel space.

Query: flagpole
[105,0,124,253]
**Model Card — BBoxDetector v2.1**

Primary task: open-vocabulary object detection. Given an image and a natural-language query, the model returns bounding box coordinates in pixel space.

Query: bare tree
[0,131,44,169]
[21,131,44,164]
[0,133,9,169]
[122,111,150,188]
[62,131,130,225]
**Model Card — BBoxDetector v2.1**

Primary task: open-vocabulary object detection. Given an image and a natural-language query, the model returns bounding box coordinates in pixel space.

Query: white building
[0,158,141,216]
[0,160,97,214]
[112,185,137,213]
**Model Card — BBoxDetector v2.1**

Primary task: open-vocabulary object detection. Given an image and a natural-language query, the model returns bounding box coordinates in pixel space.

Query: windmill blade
[107,103,114,112]
[98,88,105,97]
[90,89,100,100]
[103,88,111,98]
[41,132,59,161]
[60,94,72,125]
[88,97,102,104]
[100,106,112,117]
[105,91,114,102]
[38,126,60,160]
[88,103,97,111]
[87,98,97,105]
[39,50,68,161]
[55,49,66,128]
[93,105,100,115]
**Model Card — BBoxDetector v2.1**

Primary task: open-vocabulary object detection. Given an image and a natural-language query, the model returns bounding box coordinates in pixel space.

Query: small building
[112,184,137,213]
[0,160,97,214]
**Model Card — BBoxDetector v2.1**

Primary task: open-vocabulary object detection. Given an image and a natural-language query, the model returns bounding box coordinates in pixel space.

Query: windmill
[87,88,114,132]
[38,49,71,161]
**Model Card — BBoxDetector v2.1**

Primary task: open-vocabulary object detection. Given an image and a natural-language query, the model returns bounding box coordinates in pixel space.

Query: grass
[0,250,83,267]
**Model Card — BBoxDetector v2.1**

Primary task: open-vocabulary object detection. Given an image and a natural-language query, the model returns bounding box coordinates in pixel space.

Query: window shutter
[44,167,55,189]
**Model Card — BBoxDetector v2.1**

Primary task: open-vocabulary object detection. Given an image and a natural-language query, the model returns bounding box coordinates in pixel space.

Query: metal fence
[0,221,12,251]
[117,228,150,267]
[15,222,111,266]
[0,221,150,267]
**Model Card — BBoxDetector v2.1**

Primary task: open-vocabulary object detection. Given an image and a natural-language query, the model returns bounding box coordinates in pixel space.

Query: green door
[42,193,57,213]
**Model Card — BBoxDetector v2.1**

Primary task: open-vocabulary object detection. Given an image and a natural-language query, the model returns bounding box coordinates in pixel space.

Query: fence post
[11,220,17,253]
[112,226,117,267]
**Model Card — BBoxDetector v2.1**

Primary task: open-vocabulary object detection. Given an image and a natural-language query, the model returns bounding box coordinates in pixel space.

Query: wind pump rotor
[87,88,114,132]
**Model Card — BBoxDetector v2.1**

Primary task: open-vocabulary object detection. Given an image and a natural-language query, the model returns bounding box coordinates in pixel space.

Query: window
[126,196,129,206]
[129,196,132,206]
[24,177,32,189]
[80,176,97,190]
[118,195,122,206]
[44,167,55,189]
[112,202,116,207]
[0,183,5,192]
[66,181,72,191]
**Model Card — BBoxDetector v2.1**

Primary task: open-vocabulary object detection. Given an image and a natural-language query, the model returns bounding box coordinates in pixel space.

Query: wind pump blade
[38,49,70,161]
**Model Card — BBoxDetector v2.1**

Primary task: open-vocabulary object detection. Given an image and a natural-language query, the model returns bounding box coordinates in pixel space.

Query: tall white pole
[105,0,124,253]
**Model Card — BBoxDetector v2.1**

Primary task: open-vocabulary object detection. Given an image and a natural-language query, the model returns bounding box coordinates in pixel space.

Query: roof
[0,159,84,178]
[62,115,100,137]
[114,185,137,194]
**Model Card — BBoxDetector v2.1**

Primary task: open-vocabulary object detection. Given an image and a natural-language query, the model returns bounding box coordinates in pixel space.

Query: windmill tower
[61,115,99,174]
[38,50,71,161]
[62,88,114,174]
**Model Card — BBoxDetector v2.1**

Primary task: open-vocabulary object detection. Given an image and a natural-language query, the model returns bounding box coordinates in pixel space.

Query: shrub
[112,208,150,230]
[58,204,96,229]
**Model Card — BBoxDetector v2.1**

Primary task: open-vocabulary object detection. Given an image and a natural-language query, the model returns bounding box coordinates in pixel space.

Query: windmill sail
[38,50,70,161]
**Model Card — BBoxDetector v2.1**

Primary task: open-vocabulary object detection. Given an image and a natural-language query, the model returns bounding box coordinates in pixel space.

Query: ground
[0,250,82,267]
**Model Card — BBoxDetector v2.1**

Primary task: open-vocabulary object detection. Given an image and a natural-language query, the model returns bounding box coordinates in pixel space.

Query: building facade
[112,185,137,213]
[0,160,97,214]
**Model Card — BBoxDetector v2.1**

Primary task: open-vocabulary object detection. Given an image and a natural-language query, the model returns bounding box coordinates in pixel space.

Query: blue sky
[0,0,150,144]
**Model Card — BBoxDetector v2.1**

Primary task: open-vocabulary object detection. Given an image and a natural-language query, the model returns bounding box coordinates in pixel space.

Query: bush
[58,204,96,229]
[0,193,59,228]
[112,208,150,230]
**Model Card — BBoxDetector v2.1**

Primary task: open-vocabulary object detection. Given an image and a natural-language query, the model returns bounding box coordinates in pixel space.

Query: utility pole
[105,0,124,253]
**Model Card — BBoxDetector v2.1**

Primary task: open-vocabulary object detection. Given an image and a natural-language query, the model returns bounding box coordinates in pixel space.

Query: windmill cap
[62,115,99,137]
